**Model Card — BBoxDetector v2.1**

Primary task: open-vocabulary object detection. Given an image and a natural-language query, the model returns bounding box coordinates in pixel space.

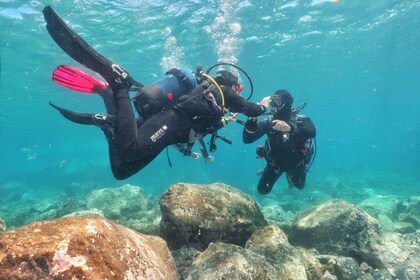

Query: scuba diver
[242,89,316,194]
[43,6,270,180]
[50,65,215,162]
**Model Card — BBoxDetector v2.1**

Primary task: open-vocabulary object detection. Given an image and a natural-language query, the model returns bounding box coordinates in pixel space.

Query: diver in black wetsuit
[42,6,270,180]
[243,90,316,194]
[109,71,269,179]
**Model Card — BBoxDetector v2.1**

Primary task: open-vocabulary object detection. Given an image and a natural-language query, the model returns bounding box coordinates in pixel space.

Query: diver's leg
[108,104,191,180]
[286,167,307,190]
[97,87,116,116]
[257,163,283,195]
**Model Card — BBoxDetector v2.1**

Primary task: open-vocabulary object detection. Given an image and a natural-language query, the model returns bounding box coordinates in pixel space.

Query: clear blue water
[1,0,419,206]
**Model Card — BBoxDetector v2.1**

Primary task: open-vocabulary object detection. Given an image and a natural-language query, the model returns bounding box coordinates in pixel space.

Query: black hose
[205,62,254,100]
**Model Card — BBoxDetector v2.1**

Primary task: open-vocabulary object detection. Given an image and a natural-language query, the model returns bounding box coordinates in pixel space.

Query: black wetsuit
[111,82,266,179]
[243,114,316,194]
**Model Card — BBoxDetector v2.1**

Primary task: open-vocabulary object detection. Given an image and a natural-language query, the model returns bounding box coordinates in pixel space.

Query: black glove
[244,117,258,132]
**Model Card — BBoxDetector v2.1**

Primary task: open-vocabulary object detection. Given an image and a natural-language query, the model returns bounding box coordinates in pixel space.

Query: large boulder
[297,248,324,280]
[160,182,267,249]
[86,184,148,222]
[186,242,278,279]
[359,195,400,220]
[0,216,178,279]
[245,225,308,280]
[316,255,362,280]
[260,204,295,233]
[398,196,420,229]
[365,232,420,278]
[289,199,381,258]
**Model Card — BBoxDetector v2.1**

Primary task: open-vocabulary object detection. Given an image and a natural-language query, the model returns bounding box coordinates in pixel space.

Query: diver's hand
[204,156,215,163]
[272,119,291,132]
[190,152,201,159]
[259,96,271,109]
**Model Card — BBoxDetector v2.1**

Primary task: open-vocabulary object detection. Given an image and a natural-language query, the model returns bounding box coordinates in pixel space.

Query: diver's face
[270,94,292,120]
[270,95,285,110]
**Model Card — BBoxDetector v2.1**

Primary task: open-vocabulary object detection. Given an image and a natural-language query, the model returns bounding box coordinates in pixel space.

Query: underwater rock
[57,197,87,217]
[186,242,278,279]
[63,208,105,218]
[86,184,148,222]
[171,247,201,280]
[365,232,420,278]
[0,216,178,279]
[297,248,324,280]
[377,214,394,232]
[393,221,416,234]
[0,218,5,234]
[359,195,400,220]
[289,199,381,258]
[159,182,267,250]
[321,270,338,280]
[260,204,295,233]
[400,196,420,229]
[0,181,28,203]
[317,255,362,280]
[370,269,393,280]
[398,213,420,229]
[127,208,161,235]
[245,225,308,279]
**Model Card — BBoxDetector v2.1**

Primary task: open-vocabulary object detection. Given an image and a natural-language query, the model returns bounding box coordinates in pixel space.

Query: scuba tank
[132,68,197,119]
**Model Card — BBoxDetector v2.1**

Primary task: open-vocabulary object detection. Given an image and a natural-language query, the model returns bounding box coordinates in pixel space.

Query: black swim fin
[49,101,115,127]
[42,6,143,89]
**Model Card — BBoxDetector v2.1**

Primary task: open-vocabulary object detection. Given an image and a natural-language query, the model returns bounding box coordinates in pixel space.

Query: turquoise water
[1,1,419,219]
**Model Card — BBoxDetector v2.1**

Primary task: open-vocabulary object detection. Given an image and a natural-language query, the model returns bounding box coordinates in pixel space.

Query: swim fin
[53,65,108,93]
[42,6,143,90]
[49,101,115,127]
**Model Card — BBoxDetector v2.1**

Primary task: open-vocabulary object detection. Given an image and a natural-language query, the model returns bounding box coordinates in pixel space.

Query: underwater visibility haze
[1,0,419,231]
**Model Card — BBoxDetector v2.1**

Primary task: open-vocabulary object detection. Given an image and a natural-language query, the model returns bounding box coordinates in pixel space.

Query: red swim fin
[52,65,108,93]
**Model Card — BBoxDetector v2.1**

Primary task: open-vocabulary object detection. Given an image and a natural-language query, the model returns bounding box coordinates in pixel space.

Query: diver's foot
[49,101,115,130]
[108,64,142,93]
[109,64,133,90]
[92,113,115,127]
[93,113,115,141]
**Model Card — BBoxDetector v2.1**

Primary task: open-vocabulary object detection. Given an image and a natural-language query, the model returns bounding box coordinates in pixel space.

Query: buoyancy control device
[132,68,197,119]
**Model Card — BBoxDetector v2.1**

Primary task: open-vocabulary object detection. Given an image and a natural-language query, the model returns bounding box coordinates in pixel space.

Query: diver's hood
[270,89,293,121]
[214,70,239,87]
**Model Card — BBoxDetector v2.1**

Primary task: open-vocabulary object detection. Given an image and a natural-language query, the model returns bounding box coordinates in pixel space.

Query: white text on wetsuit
[151,125,168,142]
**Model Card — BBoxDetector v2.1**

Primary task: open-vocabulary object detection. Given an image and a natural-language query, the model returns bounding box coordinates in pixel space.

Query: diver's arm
[223,87,268,117]
[291,115,316,138]
[243,118,270,143]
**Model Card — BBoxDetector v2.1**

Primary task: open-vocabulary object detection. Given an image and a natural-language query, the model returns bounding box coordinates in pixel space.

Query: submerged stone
[160,182,267,250]
[0,216,178,279]
[245,225,308,279]
[186,242,278,279]
[290,199,381,258]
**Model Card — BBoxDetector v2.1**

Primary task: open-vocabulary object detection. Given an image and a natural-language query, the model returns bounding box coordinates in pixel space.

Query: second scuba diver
[243,90,316,194]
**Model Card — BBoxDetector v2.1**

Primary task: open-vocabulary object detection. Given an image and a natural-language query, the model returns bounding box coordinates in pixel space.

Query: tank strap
[166,68,194,92]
